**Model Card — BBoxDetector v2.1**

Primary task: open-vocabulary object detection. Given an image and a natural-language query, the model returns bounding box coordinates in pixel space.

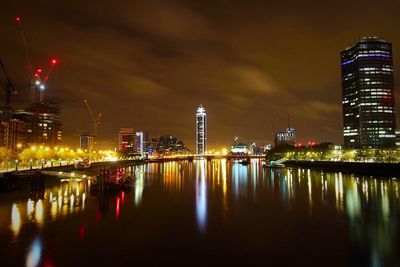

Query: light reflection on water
[10,203,21,236]
[5,179,88,239]
[196,159,207,232]
[26,237,41,267]
[134,165,145,206]
[0,160,399,266]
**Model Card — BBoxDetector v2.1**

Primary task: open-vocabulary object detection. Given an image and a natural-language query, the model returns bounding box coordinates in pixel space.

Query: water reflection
[196,160,207,233]
[232,161,248,198]
[5,179,88,238]
[26,237,41,267]
[134,165,145,206]
[0,160,399,266]
[10,203,21,236]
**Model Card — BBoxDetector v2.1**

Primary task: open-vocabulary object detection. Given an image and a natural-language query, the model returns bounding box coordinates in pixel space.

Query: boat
[264,161,285,168]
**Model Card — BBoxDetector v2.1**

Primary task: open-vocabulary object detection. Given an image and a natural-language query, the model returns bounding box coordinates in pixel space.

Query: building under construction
[13,101,62,146]
[0,17,64,153]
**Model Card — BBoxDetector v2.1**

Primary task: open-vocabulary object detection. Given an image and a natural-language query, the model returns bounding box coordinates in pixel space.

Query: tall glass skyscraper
[341,37,396,148]
[196,105,207,155]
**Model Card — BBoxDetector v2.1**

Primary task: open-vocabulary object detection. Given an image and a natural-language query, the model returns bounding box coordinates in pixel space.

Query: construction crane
[15,16,58,103]
[0,59,17,108]
[37,58,58,102]
[84,99,102,137]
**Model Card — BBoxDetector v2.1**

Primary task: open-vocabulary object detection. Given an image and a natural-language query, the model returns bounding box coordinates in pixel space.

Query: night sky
[1,0,399,149]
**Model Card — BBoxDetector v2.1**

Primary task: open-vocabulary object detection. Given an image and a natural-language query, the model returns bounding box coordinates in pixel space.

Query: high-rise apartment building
[196,105,207,155]
[341,37,396,148]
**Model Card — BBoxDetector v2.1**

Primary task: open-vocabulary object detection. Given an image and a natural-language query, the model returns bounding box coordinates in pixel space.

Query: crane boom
[84,99,100,136]
[0,59,17,107]
[16,17,33,77]
[16,16,36,102]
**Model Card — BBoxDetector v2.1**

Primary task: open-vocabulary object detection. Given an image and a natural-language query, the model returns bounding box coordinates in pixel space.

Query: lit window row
[365,120,393,124]
[344,132,358,136]
[359,50,390,55]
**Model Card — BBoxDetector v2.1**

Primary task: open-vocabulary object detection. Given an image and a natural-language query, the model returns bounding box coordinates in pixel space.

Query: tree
[0,147,12,164]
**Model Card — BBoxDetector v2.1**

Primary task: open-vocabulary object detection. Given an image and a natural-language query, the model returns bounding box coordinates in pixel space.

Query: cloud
[290,101,342,120]
[119,74,170,97]
[232,65,280,95]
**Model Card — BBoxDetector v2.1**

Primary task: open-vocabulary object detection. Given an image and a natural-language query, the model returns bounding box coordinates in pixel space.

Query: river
[0,159,399,266]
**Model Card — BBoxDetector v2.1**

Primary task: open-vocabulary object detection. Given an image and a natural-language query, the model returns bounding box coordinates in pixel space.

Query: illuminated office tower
[135,131,148,157]
[196,105,207,155]
[341,37,396,148]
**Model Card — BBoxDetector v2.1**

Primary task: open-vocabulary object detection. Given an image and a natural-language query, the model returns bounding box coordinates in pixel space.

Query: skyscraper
[341,37,396,148]
[135,131,148,157]
[196,105,207,155]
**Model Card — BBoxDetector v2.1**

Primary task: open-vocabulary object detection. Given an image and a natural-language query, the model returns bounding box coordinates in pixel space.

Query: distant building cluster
[273,115,296,147]
[229,137,271,156]
[117,128,189,158]
[275,127,296,147]
[148,135,189,156]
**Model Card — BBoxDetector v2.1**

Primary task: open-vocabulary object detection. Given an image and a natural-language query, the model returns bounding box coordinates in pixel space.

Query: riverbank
[285,160,400,177]
[0,159,147,194]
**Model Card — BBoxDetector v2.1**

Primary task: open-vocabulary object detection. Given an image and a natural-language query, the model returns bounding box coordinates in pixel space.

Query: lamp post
[15,159,18,171]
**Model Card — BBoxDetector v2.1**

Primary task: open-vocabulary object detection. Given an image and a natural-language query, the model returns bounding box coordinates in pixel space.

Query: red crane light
[16,16,21,22]
[51,58,57,65]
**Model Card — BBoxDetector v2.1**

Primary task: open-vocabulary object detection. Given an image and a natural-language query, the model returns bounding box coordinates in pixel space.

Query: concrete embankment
[285,160,400,177]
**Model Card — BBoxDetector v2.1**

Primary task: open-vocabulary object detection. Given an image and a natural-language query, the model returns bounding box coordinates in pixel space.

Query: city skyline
[1,1,399,149]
